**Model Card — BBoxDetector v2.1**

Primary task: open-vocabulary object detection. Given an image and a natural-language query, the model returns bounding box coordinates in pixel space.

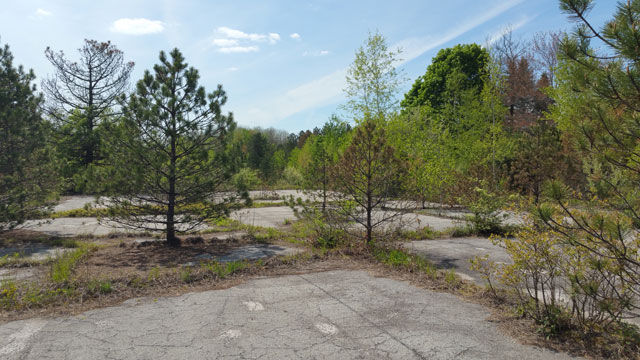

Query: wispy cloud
[212,38,238,47]
[212,26,281,53]
[30,8,53,20]
[303,50,330,57]
[290,33,301,40]
[485,14,536,46]
[393,0,525,66]
[35,8,52,17]
[227,67,239,72]
[218,46,259,54]
[234,0,524,127]
[110,18,165,35]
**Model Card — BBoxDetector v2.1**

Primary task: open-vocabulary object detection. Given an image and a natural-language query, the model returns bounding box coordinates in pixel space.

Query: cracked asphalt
[0,270,577,359]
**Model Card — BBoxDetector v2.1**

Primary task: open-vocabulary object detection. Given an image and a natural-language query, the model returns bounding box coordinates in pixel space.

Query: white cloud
[303,50,330,57]
[227,67,239,72]
[110,18,164,35]
[212,38,239,47]
[268,33,280,44]
[290,33,301,40]
[212,27,281,54]
[216,26,279,43]
[234,0,524,127]
[35,8,52,17]
[217,46,259,54]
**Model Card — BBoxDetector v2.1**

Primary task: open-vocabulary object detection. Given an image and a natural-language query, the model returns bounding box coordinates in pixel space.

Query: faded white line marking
[95,320,113,329]
[219,329,241,339]
[0,320,47,355]
[243,301,264,311]
[315,323,338,335]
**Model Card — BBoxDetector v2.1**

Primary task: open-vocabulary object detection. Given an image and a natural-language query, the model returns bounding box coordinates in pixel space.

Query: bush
[490,221,637,334]
[464,187,506,235]
[282,166,304,187]
[232,168,261,192]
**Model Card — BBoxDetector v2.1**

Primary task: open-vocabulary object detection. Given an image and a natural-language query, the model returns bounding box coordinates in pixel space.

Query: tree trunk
[167,112,179,247]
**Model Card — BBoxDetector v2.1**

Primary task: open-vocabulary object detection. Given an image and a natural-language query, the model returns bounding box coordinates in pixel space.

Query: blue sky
[0,0,618,133]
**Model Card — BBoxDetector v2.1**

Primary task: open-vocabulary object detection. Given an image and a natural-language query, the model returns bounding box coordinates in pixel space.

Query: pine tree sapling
[103,48,234,246]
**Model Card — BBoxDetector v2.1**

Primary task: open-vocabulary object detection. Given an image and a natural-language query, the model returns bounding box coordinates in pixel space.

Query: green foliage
[331,120,406,244]
[373,247,437,278]
[464,187,506,235]
[232,168,261,192]
[343,31,404,121]
[402,43,488,111]
[88,279,113,295]
[101,48,234,245]
[282,166,303,187]
[49,245,93,284]
[0,39,57,231]
[43,39,133,181]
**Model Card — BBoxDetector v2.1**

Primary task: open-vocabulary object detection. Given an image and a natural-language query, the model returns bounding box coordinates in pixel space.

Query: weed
[0,280,18,308]
[147,266,161,282]
[88,280,113,294]
[49,245,93,284]
[444,269,460,288]
[180,268,192,283]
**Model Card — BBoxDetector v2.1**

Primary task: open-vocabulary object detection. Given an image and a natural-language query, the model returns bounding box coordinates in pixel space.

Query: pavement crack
[298,274,427,360]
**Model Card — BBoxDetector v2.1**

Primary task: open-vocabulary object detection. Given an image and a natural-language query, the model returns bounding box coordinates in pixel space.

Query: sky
[0,0,619,133]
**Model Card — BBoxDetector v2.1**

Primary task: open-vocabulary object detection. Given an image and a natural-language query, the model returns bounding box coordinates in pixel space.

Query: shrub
[232,168,261,192]
[282,166,304,187]
[465,187,506,235]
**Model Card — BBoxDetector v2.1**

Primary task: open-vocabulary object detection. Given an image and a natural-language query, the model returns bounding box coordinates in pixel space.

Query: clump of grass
[49,244,95,284]
[448,224,476,237]
[88,279,113,294]
[180,268,193,283]
[398,226,438,240]
[200,260,247,279]
[373,247,437,279]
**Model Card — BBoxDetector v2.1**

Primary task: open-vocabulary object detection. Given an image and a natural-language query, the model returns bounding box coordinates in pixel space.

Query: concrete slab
[0,270,577,359]
[18,218,208,238]
[216,244,302,262]
[404,237,511,285]
[230,207,297,228]
[0,245,73,261]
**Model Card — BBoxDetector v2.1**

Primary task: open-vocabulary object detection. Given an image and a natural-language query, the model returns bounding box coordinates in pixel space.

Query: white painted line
[243,301,264,311]
[315,323,338,335]
[0,320,47,355]
[219,329,241,339]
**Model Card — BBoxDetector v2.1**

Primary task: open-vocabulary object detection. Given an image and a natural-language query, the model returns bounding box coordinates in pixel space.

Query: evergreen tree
[0,40,56,230]
[43,39,133,190]
[103,48,234,246]
[542,0,640,310]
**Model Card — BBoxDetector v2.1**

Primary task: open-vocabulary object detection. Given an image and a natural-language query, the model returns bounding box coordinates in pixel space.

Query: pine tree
[103,48,234,246]
[0,40,56,230]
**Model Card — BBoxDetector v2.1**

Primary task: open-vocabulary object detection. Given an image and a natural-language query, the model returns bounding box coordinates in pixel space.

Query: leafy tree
[330,120,405,244]
[343,31,404,121]
[387,107,454,207]
[103,48,233,246]
[542,0,640,315]
[402,44,488,112]
[43,40,133,180]
[0,40,56,230]
[304,116,351,210]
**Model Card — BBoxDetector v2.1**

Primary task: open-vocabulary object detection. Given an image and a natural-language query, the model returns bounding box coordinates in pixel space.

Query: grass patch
[49,244,96,284]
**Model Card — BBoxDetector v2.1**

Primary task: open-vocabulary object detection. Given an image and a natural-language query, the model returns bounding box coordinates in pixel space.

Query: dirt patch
[82,233,253,278]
